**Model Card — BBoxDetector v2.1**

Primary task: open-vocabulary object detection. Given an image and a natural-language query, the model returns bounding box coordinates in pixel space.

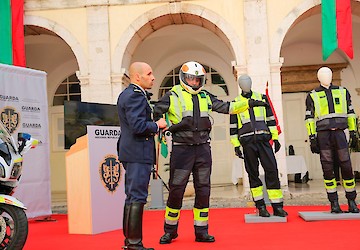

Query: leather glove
[248,99,269,108]
[273,140,281,153]
[309,135,320,154]
[234,146,244,159]
[349,131,358,150]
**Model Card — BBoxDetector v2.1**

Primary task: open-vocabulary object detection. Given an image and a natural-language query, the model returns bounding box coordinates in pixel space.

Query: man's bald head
[129,62,155,90]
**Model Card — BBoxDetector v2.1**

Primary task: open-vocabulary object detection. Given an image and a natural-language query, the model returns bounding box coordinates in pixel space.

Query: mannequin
[317,67,332,89]
[230,74,287,217]
[305,66,359,213]
[238,74,252,93]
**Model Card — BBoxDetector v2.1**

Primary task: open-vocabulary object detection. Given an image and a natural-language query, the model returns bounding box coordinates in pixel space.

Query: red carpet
[24,205,360,250]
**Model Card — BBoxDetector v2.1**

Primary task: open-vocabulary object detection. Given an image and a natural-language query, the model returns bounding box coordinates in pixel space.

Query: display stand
[66,125,125,234]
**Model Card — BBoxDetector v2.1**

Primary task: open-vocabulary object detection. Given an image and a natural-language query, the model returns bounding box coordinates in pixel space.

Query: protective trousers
[317,130,357,202]
[242,140,282,207]
[164,143,212,235]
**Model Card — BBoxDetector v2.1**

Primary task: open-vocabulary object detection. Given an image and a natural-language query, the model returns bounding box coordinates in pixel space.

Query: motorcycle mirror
[18,133,31,141]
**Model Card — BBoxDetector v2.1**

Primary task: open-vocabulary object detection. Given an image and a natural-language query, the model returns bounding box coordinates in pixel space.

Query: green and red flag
[322,0,353,61]
[0,0,26,67]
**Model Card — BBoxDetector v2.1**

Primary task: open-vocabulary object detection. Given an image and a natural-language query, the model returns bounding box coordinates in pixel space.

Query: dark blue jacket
[117,84,158,164]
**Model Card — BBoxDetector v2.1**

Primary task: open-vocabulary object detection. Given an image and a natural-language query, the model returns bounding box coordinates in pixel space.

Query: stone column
[243,0,288,187]
[81,3,112,104]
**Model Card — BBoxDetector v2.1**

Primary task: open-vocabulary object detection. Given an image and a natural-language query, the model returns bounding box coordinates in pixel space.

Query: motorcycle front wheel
[0,204,28,250]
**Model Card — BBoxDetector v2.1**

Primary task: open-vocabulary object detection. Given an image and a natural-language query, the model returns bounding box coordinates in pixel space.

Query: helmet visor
[183,73,205,89]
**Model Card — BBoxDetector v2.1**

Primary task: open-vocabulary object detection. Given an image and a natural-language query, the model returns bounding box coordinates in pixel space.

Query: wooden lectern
[65,125,125,234]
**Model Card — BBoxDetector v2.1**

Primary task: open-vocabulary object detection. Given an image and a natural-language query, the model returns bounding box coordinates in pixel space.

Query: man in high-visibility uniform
[305,66,359,213]
[154,61,268,244]
[229,74,288,217]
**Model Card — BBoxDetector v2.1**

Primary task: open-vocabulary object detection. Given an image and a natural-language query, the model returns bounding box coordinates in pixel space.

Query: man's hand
[248,99,269,108]
[234,146,244,159]
[349,131,358,150]
[309,135,320,154]
[156,118,167,129]
[273,140,281,153]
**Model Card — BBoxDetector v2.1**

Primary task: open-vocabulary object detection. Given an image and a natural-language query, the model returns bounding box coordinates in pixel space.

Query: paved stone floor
[51,179,360,214]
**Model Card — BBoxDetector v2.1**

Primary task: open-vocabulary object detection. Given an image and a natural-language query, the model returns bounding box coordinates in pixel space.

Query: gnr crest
[1,106,19,134]
[99,154,121,193]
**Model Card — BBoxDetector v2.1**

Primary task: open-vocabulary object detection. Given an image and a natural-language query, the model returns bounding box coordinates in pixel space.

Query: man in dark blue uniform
[117,62,167,250]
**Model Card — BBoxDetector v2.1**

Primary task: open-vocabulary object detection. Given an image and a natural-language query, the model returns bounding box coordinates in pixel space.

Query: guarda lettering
[22,106,40,112]
[23,123,41,128]
[0,95,19,101]
[95,129,121,136]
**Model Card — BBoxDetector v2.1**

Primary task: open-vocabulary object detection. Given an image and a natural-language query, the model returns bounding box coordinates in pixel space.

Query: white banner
[0,63,51,218]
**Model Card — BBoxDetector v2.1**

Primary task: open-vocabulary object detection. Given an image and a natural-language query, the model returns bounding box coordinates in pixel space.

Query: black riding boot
[123,204,131,246]
[194,225,215,243]
[126,202,154,250]
[330,200,343,213]
[255,199,270,217]
[159,223,178,244]
[272,202,288,217]
[348,200,360,213]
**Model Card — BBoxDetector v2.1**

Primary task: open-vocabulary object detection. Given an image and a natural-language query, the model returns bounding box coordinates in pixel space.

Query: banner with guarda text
[0,63,51,218]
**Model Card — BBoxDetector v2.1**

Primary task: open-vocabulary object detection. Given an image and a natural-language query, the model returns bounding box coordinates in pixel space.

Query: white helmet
[179,61,206,94]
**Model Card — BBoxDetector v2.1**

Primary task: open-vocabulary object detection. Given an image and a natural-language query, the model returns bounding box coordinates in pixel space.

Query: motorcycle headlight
[0,163,5,178]
[10,162,22,179]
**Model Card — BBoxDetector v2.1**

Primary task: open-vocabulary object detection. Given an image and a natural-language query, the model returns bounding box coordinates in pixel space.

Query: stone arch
[270,0,323,63]
[24,15,88,77]
[112,2,245,75]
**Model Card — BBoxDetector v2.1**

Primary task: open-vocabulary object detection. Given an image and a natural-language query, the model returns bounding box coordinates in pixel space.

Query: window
[53,73,81,106]
[158,64,228,98]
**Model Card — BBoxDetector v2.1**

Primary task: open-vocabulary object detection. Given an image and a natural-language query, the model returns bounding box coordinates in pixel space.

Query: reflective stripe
[200,111,209,117]
[170,91,182,123]
[229,124,238,129]
[165,206,180,225]
[267,189,283,203]
[193,208,209,226]
[343,179,356,192]
[240,130,270,138]
[182,110,192,117]
[266,115,275,122]
[317,113,347,121]
[305,110,312,116]
[251,186,264,201]
[324,179,337,193]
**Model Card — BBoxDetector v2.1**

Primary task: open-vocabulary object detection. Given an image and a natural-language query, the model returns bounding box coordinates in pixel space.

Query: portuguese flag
[322,0,353,61]
[0,0,25,67]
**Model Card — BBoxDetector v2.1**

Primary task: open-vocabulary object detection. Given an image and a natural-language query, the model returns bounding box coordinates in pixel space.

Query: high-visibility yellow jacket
[230,91,278,147]
[154,85,249,145]
[305,85,357,137]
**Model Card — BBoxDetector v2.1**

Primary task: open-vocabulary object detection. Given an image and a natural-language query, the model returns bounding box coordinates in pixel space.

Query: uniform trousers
[167,143,212,209]
[122,162,152,204]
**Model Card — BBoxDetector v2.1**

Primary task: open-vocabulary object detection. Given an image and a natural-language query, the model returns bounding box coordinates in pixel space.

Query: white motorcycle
[0,120,38,249]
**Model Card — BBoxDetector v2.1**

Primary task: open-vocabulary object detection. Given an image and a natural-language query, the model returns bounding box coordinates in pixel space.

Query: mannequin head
[317,67,332,88]
[238,74,252,93]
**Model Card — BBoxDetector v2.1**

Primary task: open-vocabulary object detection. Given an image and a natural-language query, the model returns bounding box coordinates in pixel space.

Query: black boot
[194,225,215,243]
[159,223,178,244]
[126,202,154,250]
[348,200,360,213]
[123,204,131,247]
[257,205,270,217]
[272,202,288,217]
[330,200,343,213]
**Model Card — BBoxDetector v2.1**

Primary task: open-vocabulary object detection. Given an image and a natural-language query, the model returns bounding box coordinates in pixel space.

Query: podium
[66,125,125,234]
